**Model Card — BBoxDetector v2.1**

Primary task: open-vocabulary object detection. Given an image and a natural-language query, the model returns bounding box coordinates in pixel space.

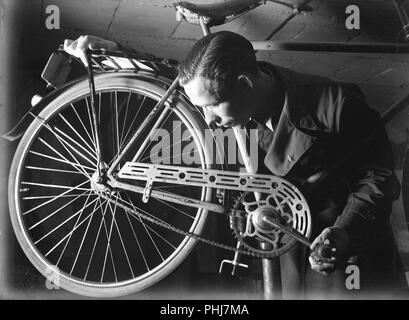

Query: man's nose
[203,109,221,127]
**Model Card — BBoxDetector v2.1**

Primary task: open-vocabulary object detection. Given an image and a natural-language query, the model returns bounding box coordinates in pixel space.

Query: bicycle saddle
[173,0,264,27]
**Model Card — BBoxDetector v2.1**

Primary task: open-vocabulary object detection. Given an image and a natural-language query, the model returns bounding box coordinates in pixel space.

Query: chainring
[229,182,312,258]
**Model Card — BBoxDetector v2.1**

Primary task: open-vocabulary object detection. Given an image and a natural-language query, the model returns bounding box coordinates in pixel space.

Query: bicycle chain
[100,192,270,258]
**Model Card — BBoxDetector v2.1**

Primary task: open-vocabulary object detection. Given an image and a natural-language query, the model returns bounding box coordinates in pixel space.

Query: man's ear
[237,75,253,90]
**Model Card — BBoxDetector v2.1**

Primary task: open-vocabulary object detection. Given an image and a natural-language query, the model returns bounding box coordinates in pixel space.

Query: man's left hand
[309,227,350,275]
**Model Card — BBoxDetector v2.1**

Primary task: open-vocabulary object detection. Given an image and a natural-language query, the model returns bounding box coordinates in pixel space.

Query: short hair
[178,31,259,99]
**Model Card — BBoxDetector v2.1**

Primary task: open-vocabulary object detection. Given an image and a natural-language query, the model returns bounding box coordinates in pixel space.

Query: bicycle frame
[82,45,263,214]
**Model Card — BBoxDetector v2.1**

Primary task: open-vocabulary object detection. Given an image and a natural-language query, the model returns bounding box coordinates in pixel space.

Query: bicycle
[5,0,409,298]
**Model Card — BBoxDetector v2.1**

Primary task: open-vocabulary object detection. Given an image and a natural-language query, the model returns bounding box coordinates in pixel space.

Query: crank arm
[262,217,312,247]
[107,178,225,214]
[262,217,334,262]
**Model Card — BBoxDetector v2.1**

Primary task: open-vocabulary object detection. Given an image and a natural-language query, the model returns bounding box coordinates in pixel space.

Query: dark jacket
[254,62,401,271]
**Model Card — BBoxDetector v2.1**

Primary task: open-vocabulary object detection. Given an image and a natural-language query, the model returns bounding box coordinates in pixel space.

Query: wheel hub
[90,172,112,194]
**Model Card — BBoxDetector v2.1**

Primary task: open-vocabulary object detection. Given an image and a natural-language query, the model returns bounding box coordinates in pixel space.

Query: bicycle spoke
[115,192,186,261]
[22,180,90,216]
[101,196,118,283]
[84,97,98,149]
[56,191,94,266]
[70,103,97,151]
[25,165,85,175]
[118,193,150,271]
[121,193,165,261]
[36,137,93,177]
[54,126,98,162]
[35,196,99,247]
[120,96,147,150]
[84,198,110,281]
[99,198,118,283]
[21,181,90,191]
[153,196,196,220]
[106,198,135,279]
[69,194,100,275]
[45,126,97,168]
[28,189,92,230]
[52,130,97,168]
[58,113,97,157]
[43,197,104,256]
[39,120,96,166]
[119,92,132,147]
[113,194,173,229]
[29,150,94,174]
[23,193,88,200]
[122,193,173,257]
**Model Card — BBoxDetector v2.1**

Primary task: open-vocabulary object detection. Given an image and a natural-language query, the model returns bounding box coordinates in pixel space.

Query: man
[64,32,403,298]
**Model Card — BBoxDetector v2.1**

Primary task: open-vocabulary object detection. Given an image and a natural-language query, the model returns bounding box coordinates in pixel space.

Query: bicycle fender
[2,76,89,142]
[2,71,197,141]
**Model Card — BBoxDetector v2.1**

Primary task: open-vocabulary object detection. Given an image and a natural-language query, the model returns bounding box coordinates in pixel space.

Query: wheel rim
[11,79,213,296]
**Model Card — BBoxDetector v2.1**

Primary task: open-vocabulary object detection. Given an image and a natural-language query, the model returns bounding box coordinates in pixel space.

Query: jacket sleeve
[330,85,400,249]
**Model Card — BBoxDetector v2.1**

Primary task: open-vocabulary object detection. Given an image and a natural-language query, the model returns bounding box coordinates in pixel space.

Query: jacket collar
[257,63,327,176]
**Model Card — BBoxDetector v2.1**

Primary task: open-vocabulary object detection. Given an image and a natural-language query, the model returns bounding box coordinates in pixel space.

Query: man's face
[183,76,252,128]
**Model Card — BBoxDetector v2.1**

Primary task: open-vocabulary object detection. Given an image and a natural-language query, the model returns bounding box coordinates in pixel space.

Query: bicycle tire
[9,72,216,297]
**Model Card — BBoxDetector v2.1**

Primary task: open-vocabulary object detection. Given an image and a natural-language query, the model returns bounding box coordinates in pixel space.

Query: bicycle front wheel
[9,73,215,297]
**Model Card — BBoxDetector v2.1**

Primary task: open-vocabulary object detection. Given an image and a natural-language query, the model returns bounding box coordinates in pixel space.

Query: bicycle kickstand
[219,240,248,276]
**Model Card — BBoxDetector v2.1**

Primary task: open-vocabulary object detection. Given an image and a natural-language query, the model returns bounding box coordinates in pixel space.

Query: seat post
[199,17,210,35]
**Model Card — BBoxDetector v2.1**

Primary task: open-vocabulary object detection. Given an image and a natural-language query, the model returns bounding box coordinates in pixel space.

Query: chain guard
[116,162,312,258]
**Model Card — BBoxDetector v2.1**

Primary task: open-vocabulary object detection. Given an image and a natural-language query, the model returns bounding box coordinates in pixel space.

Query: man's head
[179,31,261,127]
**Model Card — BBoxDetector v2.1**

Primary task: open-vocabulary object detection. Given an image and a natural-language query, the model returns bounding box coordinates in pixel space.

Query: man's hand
[63,35,119,66]
[309,226,350,276]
